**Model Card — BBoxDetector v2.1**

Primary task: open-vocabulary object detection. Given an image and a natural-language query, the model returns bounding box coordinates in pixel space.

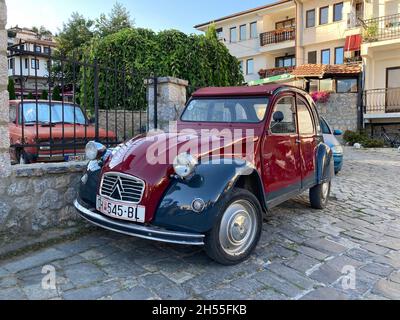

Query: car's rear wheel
[204,188,262,265]
[310,181,331,209]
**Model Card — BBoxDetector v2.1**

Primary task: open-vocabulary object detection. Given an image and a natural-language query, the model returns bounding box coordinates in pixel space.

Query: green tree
[8,78,16,100]
[80,27,243,111]
[56,12,94,56]
[95,2,134,37]
[27,92,34,99]
[52,86,62,101]
[41,89,48,100]
[32,26,53,39]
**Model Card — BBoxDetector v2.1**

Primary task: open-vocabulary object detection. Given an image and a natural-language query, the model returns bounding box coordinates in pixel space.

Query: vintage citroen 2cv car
[74,85,334,265]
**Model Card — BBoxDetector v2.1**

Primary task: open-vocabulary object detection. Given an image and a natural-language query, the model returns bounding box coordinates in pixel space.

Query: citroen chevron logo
[110,177,124,200]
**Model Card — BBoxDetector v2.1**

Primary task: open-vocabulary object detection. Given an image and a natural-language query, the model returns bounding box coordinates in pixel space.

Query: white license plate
[66,154,86,162]
[96,195,145,223]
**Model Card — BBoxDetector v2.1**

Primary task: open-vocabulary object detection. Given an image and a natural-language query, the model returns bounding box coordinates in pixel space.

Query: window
[335,47,344,64]
[230,27,237,43]
[239,61,244,73]
[297,99,315,135]
[8,58,14,70]
[320,79,334,91]
[250,22,257,39]
[25,58,29,69]
[20,103,87,125]
[270,97,296,134]
[246,59,254,75]
[34,45,41,53]
[275,55,296,68]
[9,105,17,123]
[240,25,247,41]
[31,59,39,69]
[310,80,319,93]
[321,49,331,65]
[334,2,343,22]
[337,78,358,93]
[44,47,51,54]
[320,6,329,25]
[181,98,269,123]
[306,9,316,28]
[308,51,317,64]
[320,118,332,134]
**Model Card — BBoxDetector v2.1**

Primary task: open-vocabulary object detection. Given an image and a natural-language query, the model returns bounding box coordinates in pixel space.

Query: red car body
[9,100,116,164]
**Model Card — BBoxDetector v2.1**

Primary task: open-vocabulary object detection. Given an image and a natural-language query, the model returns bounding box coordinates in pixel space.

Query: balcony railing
[364,88,400,114]
[259,66,295,78]
[362,13,400,42]
[260,28,296,46]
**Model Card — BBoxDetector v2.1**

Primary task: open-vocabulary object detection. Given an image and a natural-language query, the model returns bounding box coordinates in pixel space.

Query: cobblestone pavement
[1,148,400,300]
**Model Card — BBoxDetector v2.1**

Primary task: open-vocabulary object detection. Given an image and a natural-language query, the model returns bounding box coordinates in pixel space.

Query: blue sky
[6,0,274,34]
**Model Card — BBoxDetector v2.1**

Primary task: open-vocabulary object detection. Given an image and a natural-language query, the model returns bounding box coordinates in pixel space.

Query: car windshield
[181,97,269,123]
[20,103,87,125]
[320,118,332,134]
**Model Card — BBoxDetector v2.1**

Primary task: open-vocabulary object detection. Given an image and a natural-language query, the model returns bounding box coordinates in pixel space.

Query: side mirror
[334,129,343,136]
[273,111,284,123]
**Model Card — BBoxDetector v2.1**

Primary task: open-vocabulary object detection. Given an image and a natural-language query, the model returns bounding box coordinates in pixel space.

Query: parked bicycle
[380,127,400,148]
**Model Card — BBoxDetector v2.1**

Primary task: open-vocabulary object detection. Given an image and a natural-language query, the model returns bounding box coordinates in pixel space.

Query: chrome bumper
[74,199,205,246]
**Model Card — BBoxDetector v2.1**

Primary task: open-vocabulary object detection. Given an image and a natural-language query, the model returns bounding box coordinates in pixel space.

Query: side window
[297,99,315,135]
[9,105,16,123]
[270,96,296,134]
[235,103,248,122]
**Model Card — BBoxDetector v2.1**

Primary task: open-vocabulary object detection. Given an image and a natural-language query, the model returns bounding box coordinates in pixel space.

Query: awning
[345,35,362,52]
[248,74,294,86]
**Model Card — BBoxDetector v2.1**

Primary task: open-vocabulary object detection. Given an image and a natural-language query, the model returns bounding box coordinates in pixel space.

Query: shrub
[343,130,385,148]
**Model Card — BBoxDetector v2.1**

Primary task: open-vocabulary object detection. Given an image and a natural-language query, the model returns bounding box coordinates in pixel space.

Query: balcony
[259,66,295,78]
[364,88,400,115]
[260,28,296,46]
[362,14,400,42]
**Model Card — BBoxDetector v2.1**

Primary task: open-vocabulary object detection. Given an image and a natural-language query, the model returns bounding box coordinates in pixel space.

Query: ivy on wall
[79,26,244,111]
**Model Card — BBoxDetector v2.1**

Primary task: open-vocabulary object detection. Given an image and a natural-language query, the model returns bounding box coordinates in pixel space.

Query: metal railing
[260,28,296,46]
[362,13,400,42]
[363,88,400,114]
[7,41,154,165]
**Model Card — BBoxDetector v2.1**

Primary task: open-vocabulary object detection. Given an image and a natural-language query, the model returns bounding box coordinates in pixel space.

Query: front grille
[100,173,145,204]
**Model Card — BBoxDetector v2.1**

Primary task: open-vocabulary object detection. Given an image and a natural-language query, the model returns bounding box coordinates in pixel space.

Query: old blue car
[320,117,344,174]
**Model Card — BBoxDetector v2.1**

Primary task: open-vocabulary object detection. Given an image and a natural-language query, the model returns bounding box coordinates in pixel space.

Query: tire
[204,188,263,266]
[310,181,331,209]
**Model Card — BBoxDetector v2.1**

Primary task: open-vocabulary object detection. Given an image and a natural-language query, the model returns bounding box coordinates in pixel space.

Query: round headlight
[85,141,106,161]
[173,153,198,178]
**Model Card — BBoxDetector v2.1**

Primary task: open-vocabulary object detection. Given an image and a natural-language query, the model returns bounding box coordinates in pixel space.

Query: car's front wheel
[204,188,262,265]
[310,181,331,209]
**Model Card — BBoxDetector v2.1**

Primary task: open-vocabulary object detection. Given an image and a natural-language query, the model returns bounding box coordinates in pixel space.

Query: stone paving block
[64,262,106,287]
[361,263,394,277]
[62,280,121,300]
[22,283,60,300]
[309,264,342,285]
[324,255,364,273]
[284,254,320,274]
[230,277,266,295]
[301,287,348,300]
[1,248,71,273]
[266,263,317,290]
[290,245,330,261]
[111,286,154,300]
[372,279,400,300]
[0,287,27,300]
[202,287,249,300]
[0,276,17,288]
[304,238,347,255]
[254,271,304,298]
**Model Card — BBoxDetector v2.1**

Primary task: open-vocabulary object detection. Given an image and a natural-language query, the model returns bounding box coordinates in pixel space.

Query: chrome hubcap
[322,182,330,199]
[219,200,257,256]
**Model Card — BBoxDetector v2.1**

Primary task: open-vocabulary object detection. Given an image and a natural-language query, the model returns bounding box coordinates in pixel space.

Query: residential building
[195,0,400,131]
[7,27,57,98]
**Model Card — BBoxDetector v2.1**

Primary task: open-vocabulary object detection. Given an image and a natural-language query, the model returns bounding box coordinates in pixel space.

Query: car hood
[102,131,259,183]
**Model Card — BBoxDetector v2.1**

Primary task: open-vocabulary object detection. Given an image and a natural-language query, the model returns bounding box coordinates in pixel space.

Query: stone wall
[98,109,148,141]
[315,93,359,132]
[0,162,86,240]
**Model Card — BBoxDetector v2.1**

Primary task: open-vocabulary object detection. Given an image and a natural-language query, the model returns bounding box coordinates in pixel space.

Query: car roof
[192,85,287,98]
[9,100,76,105]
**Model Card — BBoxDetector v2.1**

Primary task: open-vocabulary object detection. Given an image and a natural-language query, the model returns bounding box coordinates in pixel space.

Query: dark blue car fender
[152,159,265,234]
[316,142,335,185]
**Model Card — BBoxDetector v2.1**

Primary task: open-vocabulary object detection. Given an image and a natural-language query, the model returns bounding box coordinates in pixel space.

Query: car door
[262,94,302,204]
[296,95,318,189]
